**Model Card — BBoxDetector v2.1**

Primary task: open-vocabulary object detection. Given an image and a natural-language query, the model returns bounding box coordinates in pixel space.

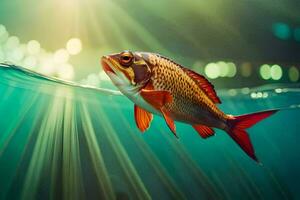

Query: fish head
[101,50,152,94]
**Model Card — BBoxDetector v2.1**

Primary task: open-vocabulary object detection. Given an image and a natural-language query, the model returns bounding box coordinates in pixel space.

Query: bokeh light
[10,47,24,61]
[27,40,41,55]
[205,63,220,79]
[260,64,271,80]
[57,63,75,80]
[262,92,268,98]
[240,62,252,77]
[86,74,100,86]
[250,92,268,99]
[5,36,20,50]
[66,38,82,55]
[39,58,56,75]
[250,92,257,99]
[294,28,300,42]
[226,62,237,77]
[270,64,282,80]
[204,62,237,79]
[23,56,37,68]
[228,89,237,96]
[272,22,291,40]
[241,87,250,94]
[275,88,283,93]
[0,25,76,80]
[54,49,69,64]
[289,66,299,82]
[256,92,263,98]
[217,61,228,77]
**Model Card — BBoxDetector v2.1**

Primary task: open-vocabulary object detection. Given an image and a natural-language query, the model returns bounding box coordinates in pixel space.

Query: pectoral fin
[140,89,177,138]
[134,104,153,132]
[140,89,173,110]
[192,124,215,138]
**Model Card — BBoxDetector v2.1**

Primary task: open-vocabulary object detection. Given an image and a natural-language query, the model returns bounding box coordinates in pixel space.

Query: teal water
[0,63,300,200]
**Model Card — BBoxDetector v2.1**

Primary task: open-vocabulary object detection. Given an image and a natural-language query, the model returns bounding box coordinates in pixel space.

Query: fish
[101,50,278,162]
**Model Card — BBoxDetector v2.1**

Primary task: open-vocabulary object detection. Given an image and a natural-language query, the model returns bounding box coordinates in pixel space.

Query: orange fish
[101,50,278,162]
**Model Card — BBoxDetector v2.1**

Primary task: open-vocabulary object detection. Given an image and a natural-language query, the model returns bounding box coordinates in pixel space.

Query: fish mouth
[101,55,143,95]
[101,55,129,87]
[101,56,116,75]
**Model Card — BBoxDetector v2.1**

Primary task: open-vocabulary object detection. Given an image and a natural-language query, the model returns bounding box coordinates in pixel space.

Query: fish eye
[120,52,134,67]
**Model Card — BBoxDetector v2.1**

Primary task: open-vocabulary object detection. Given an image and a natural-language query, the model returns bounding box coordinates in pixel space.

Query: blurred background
[0,0,299,88]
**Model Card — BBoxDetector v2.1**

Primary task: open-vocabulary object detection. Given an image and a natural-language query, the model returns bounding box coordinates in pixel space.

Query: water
[0,63,300,200]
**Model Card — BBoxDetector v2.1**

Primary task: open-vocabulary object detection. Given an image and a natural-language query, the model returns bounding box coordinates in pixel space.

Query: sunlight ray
[112,102,186,199]
[79,101,115,200]
[21,89,66,199]
[91,100,151,200]
[61,92,85,200]
[0,91,40,156]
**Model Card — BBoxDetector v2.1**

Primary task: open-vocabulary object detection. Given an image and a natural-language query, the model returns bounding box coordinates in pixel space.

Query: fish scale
[148,54,228,127]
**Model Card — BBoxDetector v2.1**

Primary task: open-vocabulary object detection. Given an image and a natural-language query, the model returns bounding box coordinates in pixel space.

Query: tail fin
[226,109,278,162]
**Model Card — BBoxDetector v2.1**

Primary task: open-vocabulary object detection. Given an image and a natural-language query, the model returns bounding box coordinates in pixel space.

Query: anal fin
[192,124,215,138]
[134,104,153,132]
[161,109,178,138]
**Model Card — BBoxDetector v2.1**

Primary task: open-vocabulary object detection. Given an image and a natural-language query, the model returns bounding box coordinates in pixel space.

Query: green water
[0,64,299,200]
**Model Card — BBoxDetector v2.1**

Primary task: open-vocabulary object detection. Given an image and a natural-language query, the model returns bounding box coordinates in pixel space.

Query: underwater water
[0,63,300,200]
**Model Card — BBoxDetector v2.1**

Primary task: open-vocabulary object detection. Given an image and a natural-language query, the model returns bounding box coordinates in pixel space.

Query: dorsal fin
[181,67,221,104]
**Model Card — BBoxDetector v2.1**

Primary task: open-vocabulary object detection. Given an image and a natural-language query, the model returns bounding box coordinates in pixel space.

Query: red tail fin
[227,109,278,162]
